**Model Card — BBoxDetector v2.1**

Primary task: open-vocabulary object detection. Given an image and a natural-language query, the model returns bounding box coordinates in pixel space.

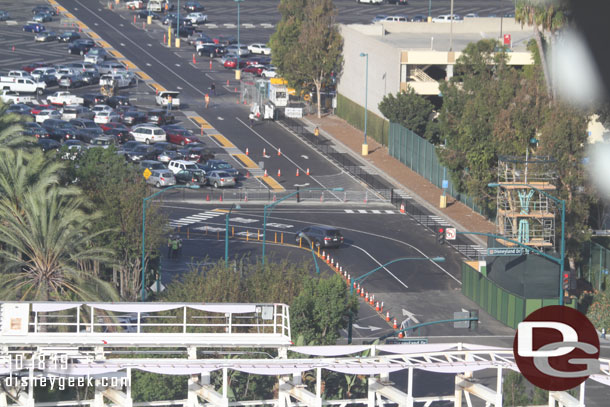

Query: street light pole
[176,0,180,47]
[262,187,344,266]
[359,52,368,156]
[235,0,244,80]
[428,0,432,21]
[141,184,200,301]
[488,182,566,305]
[225,204,241,266]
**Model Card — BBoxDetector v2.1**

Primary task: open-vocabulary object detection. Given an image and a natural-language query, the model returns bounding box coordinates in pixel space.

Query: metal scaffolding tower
[495,156,558,250]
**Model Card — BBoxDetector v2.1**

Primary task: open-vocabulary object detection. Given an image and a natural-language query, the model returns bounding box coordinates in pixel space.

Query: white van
[147,0,171,12]
[382,16,407,22]
[130,125,167,144]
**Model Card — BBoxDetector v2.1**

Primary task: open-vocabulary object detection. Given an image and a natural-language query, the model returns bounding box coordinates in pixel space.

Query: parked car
[69,118,101,132]
[35,109,62,123]
[248,43,271,55]
[58,31,80,42]
[130,124,167,144]
[185,12,207,24]
[81,71,100,86]
[125,144,156,162]
[22,121,49,138]
[8,104,34,116]
[223,58,247,69]
[61,105,95,121]
[382,15,407,22]
[242,64,266,76]
[47,91,84,106]
[41,119,78,142]
[246,56,271,66]
[261,66,277,78]
[82,93,108,107]
[294,225,344,248]
[34,31,58,42]
[88,136,115,149]
[58,74,84,89]
[183,1,204,12]
[201,160,239,179]
[32,12,53,23]
[432,14,461,22]
[206,170,235,188]
[175,169,206,186]
[196,43,225,58]
[371,14,387,23]
[410,15,426,22]
[146,109,175,125]
[107,95,131,108]
[0,10,10,21]
[38,138,61,152]
[126,0,145,10]
[104,128,132,144]
[162,126,197,145]
[167,159,200,174]
[147,169,177,188]
[139,160,167,171]
[99,121,129,132]
[84,48,108,64]
[157,149,181,164]
[23,22,45,33]
[226,44,250,56]
[161,12,184,25]
[121,110,147,126]
[137,10,161,20]
[97,62,126,75]
[32,5,57,16]
[74,127,104,143]
[21,62,50,73]
[68,39,95,55]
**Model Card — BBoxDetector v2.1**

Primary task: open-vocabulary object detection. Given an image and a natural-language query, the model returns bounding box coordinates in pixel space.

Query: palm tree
[0,187,118,302]
[0,103,36,149]
[515,0,567,100]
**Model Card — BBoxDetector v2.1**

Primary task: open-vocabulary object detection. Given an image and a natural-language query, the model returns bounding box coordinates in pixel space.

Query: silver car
[207,170,236,188]
[147,170,176,188]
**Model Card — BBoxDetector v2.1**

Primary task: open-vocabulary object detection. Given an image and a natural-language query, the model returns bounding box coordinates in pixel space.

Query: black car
[70,118,99,130]
[410,15,426,22]
[7,104,33,116]
[170,21,194,37]
[119,140,144,154]
[58,31,81,42]
[137,10,161,20]
[162,13,186,25]
[32,5,57,16]
[125,144,156,162]
[68,39,95,55]
[58,74,84,89]
[295,225,344,249]
[38,138,61,152]
[75,127,104,143]
[82,93,108,108]
[175,169,206,185]
[200,159,239,179]
[39,73,58,87]
[121,110,147,126]
[80,71,100,86]
[178,146,214,163]
[41,119,77,142]
[146,109,175,125]
[104,128,133,144]
[387,0,408,4]
[107,95,131,108]
[183,1,204,12]
[22,122,48,138]
[197,44,225,58]
[139,160,166,171]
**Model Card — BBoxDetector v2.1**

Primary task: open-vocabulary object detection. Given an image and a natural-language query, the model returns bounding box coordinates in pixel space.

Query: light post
[225,203,241,266]
[350,257,445,294]
[428,0,432,22]
[141,184,200,301]
[359,52,368,156]
[262,188,344,266]
[296,233,321,274]
[235,0,244,80]
[176,0,181,47]
[488,182,566,305]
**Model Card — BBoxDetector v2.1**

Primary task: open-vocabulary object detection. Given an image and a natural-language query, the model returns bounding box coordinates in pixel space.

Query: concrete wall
[377,17,528,35]
[338,25,401,117]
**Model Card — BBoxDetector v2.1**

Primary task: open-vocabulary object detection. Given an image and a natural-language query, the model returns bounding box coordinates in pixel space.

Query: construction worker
[167,235,174,258]
[210,82,216,96]
[167,95,172,112]
[249,112,255,127]
[204,93,210,109]
[314,127,320,137]
[171,238,179,259]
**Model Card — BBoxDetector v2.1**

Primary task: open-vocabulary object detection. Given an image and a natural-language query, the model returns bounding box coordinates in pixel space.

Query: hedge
[336,93,389,146]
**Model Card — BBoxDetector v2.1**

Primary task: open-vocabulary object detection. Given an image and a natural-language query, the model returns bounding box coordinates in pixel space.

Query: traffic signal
[437,227,445,245]
[562,272,570,291]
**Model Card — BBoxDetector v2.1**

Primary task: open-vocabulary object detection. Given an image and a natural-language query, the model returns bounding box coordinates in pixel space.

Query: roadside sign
[442,179,449,189]
[143,168,152,180]
[453,311,470,328]
[445,227,456,240]
[150,281,165,293]
[385,337,428,345]
[486,247,524,256]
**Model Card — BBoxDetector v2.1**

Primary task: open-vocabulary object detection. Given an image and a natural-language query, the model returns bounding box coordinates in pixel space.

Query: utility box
[268,83,288,107]
[1,303,30,335]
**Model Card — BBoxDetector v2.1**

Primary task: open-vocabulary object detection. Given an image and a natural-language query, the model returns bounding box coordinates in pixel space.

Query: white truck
[2,70,31,80]
[99,74,131,88]
[155,91,180,108]
[0,90,37,104]
[46,91,84,106]
[0,77,46,94]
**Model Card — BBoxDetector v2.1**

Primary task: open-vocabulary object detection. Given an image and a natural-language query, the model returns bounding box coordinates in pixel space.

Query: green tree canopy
[378,89,435,139]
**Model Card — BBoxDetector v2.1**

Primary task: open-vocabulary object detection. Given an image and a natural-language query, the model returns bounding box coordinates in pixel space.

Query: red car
[21,62,51,73]
[223,58,247,69]
[162,126,197,146]
[242,64,266,76]
[29,104,55,115]
[99,122,130,132]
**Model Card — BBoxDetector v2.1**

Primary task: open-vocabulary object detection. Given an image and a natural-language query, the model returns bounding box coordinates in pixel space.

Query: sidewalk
[303,114,495,245]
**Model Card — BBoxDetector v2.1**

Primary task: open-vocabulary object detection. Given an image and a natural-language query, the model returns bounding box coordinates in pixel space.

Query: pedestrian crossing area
[168,211,224,228]
[344,209,397,214]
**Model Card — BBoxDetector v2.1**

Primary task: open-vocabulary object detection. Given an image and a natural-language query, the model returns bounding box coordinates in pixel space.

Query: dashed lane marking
[96,40,111,48]
[209,134,235,148]
[256,176,285,192]
[108,50,125,59]
[136,71,152,80]
[150,83,167,92]
[343,209,398,214]
[88,32,101,39]
[232,154,258,169]
[123,60,138,70]
[188,116,214,130]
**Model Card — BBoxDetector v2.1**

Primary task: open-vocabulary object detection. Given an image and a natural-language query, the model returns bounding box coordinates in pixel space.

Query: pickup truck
[1,70,31,80]
[99,74,131,88]
[46,91,84,106]
[0,90,37,104]
[0,77,46,94]
[155,91,180,108]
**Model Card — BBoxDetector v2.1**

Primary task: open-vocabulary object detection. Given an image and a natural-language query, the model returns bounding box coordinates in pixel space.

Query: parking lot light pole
[225,203,241,267]
[176,0,181,47]
[262,187,344,266]
[141,184,200,301]
[350,257,445,294]
[359,52,368,156]
[235,0,244,80]
[487,182,566,305]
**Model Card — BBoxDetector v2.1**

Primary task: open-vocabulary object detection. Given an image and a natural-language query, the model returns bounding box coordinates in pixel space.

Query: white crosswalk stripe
[169,211,223,226]
[371,210,381,214]
[357,209,367,214]
[345,209,354,213]
[344,209,397,214]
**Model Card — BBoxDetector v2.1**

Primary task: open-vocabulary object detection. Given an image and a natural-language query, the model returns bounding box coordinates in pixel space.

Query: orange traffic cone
[277,148,281,156]
[277,169,281,177]
[393,319,398,329]
[206,195,210,201]
[380,302,384,312]
[398,332,404,338]
[376,302,380,311]
[365,293,369,302]
[306,168,310,176]
[226,79,229,85]
[296,168,299,176]
[360,289,365,298]
[246,148,249,156]
[322,250,325,258]
[400,203,405,213]
[245,171,250,178]
[386,312,390,322]
[219,195,223,202]
[263,148,266,156]
[244,193,248,202]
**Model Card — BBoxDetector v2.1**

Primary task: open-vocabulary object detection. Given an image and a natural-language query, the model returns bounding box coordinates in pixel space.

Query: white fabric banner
[233,366,311,375]
[290,346,369,356]
[327,366,406,375]
[415,363,494,374]
[187,304,257,314]
[590,374,610,386]
[89,303,182,313]
[377,344,457,354]
[138,367,219,375]
[461,343,512,352]
[45,367,121,376]
[32,303,82,313]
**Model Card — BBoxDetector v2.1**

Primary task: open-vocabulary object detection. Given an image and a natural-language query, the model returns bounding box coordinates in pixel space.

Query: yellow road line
[210,134,235,148]
[232,154,258,169]
[96,40,111,49]
[189,116,214,130]
[88,32,101,39]
[109,50,125,59]
[57,6,67,13]
[77,22,88,30]
[257,176,285,191]
[150,83,167,92]
[64,12,75,18]
[123,60,138,70]
[136,71,152,80]
[213,209,229,213]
